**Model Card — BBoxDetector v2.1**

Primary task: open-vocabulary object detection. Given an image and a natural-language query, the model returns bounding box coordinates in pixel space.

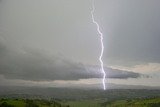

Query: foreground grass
[0,98,160,107]
[0,99,25,107]
[104,98,160,107]
[0,99,68,107]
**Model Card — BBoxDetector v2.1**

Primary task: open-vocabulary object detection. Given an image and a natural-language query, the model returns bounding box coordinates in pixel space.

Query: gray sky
[0,0,160,88]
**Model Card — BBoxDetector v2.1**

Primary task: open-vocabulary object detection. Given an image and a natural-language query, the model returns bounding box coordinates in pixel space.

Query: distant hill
[0,86,160,100]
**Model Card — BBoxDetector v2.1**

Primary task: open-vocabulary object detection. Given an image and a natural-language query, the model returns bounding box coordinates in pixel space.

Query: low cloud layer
[0,38,140,81]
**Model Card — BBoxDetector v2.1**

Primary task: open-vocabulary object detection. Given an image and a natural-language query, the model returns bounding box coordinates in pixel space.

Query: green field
[103,98,160,107]
[0,99,67,107]
[63,99,103,107]
[0,98,160,107]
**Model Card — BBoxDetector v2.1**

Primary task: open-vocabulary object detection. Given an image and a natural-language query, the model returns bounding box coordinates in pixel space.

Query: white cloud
[109,63,160,74]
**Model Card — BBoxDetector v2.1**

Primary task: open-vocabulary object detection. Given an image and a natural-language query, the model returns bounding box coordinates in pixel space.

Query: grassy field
[103,98,160,107]
[0,98,160,107]
[61,98,160,107]
[0,99,67,107]
[63,99,103,107]
[0,99,25,107]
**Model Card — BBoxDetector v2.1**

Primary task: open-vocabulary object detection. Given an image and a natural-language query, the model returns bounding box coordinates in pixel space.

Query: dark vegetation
[0,97,160,107]
[103,97,160,107]
[0,98,70,107]
[0,102,14,107]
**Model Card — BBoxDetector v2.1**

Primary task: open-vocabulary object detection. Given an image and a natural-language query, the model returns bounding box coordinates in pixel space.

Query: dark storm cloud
[0,39,140,81]
[87,65,140,79]
[107,67,140,79]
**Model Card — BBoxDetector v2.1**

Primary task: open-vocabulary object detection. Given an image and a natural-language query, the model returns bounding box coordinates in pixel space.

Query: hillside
[0,98,160,107]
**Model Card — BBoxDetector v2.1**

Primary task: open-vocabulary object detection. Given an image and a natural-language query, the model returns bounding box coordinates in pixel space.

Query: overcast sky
[0,0,160,88]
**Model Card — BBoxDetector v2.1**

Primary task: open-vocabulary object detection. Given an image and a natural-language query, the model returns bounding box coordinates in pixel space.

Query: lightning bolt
[91,0,106,90]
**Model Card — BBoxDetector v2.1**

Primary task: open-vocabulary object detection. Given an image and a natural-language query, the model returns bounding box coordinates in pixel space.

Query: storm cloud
[0,38,140,81]
[0,0,158,87]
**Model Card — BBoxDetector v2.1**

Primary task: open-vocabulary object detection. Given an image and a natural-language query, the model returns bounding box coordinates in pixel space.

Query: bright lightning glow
[91,0,106,90]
